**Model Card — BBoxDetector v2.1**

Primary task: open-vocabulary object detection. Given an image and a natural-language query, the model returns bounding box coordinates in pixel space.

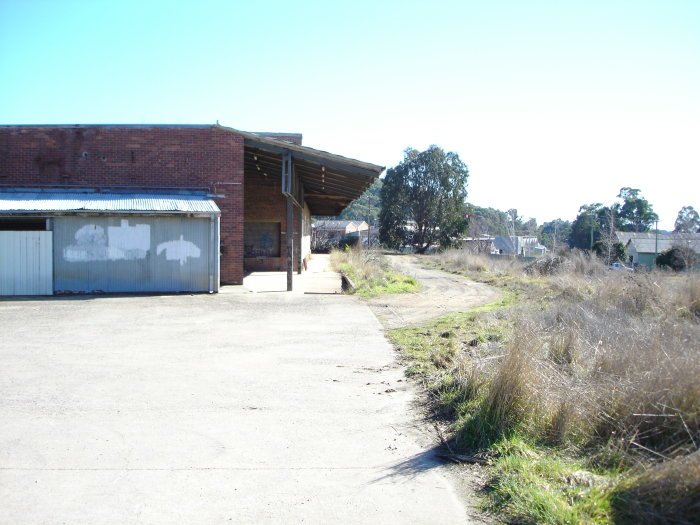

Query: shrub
[593,240,627,264]
[656,245,697,271]
[524,255,574,276]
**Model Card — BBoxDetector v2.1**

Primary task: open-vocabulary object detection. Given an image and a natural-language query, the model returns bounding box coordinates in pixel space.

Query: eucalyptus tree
[379,146,469,253]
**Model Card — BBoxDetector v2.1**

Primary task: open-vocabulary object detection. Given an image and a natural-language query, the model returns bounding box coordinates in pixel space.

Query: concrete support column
[297,204,303,275]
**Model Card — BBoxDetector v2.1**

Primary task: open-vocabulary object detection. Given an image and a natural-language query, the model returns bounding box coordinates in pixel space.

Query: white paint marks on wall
[63,220,151,262]
[157,235,201,266]
[108,220,150,260]
[63,225,108,262]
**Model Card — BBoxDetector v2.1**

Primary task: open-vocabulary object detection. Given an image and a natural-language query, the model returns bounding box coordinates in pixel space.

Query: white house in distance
[493,235,547,257]
[312,220,369,245]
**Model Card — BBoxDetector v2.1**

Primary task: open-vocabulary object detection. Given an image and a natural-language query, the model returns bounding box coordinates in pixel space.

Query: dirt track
[367,255,502,329]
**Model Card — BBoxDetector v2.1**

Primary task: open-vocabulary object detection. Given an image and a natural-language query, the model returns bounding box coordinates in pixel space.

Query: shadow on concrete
[371,444,449,483]
[0,290,213,302]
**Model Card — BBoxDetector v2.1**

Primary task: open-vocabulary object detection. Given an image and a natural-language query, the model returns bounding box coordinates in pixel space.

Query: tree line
[335,145,699,256]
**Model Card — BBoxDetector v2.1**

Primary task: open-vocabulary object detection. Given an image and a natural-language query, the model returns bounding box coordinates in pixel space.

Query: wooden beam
[243,138,384,178]
[304,194,351,200]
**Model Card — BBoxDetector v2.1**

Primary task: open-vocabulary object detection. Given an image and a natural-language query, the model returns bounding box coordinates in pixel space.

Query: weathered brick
[0,125,245,284]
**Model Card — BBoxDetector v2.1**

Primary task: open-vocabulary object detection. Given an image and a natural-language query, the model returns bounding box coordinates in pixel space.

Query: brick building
[0,124,382,295]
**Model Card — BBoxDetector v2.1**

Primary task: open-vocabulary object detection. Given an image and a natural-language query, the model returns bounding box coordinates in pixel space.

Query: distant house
[460,236,496,254]
[312,220,369,245]
[493,236,546,257]
[616,231,700,269]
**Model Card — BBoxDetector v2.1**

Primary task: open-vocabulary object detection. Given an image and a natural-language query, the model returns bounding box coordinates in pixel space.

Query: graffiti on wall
[63,220,202,266]
[157,235,201,266]
[63,220,151,262]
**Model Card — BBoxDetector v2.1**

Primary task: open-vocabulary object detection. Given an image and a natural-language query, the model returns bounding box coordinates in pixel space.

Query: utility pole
[607,208,615,264]
[508,209,517,258]
[367,192,371,248]
[654,219,659,264]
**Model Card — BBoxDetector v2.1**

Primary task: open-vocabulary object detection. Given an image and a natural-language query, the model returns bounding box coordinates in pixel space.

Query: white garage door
[0,231,53,296]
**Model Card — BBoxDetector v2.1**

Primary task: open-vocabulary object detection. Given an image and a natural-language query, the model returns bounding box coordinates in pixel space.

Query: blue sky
[1,0,698,228]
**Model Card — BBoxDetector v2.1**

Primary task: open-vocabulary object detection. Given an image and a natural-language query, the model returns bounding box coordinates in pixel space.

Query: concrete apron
[0,256,470,524]
[239,254,343,295]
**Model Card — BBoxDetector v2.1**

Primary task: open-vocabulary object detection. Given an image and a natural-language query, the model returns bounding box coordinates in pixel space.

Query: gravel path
[367,255,501,329]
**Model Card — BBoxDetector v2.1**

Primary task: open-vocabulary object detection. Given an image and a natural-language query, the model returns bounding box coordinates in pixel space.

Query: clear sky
[1,0,698,229]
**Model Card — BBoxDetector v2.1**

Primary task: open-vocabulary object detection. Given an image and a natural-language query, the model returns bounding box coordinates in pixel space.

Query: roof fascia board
[288,150,381,179]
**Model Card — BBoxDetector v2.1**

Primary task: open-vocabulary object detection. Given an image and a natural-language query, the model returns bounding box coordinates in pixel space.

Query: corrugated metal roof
[616,231,700,254]
[629,238,700,254]
[0,192,220,214]
[313,220,366,229]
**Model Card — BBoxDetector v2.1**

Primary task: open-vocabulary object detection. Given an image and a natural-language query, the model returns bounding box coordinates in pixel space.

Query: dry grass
[392,250,700,523]
[674,273,700,318]
[459,333,540,448]
[612,451,700,524]
[437,250,523,275]
[503,271,700,461]
[567,249,608,276]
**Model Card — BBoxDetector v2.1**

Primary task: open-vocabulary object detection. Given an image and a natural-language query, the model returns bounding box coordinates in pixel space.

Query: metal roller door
[53,216,216,293]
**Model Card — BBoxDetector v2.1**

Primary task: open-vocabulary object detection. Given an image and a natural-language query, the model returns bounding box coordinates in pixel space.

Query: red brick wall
[0,125,245,284]
[244,169,302,272]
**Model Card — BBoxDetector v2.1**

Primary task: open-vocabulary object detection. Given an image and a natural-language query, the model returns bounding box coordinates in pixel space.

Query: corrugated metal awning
[228,126,384,216]
[0,191,220,215]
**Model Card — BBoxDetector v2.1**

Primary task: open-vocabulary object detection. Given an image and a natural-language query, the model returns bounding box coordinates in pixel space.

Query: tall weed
[399,250,700,522]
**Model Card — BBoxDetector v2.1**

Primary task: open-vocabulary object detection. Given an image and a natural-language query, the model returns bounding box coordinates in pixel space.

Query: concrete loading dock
[0,125,384,292]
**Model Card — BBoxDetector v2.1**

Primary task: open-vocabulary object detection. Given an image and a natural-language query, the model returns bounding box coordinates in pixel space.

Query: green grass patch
[343,265,419,298]
[389,296,514,380]
[486,436,615,525]
[332,249,420,298]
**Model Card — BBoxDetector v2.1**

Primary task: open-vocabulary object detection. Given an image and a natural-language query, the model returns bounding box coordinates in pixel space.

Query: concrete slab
[0,278,472,523]
[240,254,342,295]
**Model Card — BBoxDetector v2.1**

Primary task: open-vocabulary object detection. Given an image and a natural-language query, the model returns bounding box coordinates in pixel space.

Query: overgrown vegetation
[391,249,700,524]
[330,246,419,298]
[656,245,698,272]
